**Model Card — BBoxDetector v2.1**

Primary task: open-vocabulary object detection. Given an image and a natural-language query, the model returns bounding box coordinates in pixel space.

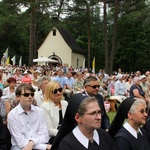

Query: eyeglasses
[53,87,63,94]
[131,109,147,115]
[139,109,147,114]
[85,110,102,117]
[21,93,34,97]
[87,85,100,89]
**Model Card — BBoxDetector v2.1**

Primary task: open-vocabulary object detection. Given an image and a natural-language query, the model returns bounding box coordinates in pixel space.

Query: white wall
[38,28,84,68]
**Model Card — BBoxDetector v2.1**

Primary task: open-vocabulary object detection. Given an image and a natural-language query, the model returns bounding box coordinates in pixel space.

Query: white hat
[23,70,28,74]
[35,70,41,73]
[117,74,124,80]
[111,75,116,80]
[140,75,146,80]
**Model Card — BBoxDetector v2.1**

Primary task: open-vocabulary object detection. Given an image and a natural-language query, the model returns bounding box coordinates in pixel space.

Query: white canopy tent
[33,57,58,63]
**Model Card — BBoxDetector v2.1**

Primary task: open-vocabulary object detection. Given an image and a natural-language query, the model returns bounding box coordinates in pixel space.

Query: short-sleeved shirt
[130,84,145,98]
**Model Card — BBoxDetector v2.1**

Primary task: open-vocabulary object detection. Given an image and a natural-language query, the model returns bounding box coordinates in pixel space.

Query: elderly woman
[40,81,68,144]
[109,98,150,150]
[73,72,84,94]
[51,94,113,150]
[130,77,148,102]
[34,76,50,107]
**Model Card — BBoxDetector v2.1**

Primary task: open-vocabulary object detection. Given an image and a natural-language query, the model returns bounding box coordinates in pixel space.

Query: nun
[109,98,150,150]
[51,93,113,150]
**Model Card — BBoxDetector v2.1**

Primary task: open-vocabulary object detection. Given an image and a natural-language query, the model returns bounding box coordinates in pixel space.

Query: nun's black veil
[51,93,88,150]
[108,98,136,139]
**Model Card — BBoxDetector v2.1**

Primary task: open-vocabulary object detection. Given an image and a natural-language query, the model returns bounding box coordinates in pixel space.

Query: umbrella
[33,57,58,63]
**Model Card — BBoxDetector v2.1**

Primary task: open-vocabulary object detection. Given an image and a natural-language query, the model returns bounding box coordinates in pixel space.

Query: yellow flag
[5,56,10,66]
[92,57,95,73]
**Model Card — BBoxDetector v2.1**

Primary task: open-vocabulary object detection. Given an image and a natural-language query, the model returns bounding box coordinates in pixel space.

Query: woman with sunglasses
[40,81,68,144]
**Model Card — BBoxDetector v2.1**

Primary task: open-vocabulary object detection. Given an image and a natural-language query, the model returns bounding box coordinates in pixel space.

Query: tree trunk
[33,22,37,58]
[104,0,109,73]
[109,0,119,74]
[58,0,64,18]
[29,3,36,66]
[86,1,91,71]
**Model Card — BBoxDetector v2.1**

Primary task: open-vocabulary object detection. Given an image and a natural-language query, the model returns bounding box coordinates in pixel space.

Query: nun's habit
[51,93,112,150]
[109,98,150,150]
[108,98,136,138]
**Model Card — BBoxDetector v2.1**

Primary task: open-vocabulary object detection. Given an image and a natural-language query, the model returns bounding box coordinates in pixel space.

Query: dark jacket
[58,129,113,150]
[113,127,150,150]
[0,116,7,150]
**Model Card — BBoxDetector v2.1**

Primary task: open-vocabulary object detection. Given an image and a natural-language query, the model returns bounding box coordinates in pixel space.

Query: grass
[107,111,116,123]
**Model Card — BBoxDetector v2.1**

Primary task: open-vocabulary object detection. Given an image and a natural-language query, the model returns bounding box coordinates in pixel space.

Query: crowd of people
[0,63,150,150]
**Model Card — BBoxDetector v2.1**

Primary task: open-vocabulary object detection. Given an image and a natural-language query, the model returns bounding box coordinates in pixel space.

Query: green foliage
[113,1,150,72]
[0,0,150,71]
[0,0,53,65]
[107,111,116,124]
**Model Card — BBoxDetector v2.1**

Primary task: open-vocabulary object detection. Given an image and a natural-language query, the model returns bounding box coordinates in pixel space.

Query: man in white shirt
[7,83,51,150]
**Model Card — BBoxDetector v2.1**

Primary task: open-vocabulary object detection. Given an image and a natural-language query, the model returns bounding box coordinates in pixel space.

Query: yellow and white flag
[5,56,10,66]
[92,57,95,73]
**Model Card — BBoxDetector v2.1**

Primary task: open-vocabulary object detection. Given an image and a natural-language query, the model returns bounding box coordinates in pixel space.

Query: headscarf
[51,93,88,150]
[108,98,136,139]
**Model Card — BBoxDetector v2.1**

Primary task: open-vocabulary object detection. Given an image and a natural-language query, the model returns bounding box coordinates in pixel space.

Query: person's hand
[46,144,52,150]
[145,97,148,102]
[23,141,34,150]
[124,93,128,97]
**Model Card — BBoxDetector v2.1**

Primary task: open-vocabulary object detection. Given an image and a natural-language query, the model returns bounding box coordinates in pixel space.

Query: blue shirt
[65,77,74,88]
[114,80,127,96]
[52,76,67,88]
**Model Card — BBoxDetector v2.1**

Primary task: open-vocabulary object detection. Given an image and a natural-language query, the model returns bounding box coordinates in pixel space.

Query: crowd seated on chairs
[1,64,150,148]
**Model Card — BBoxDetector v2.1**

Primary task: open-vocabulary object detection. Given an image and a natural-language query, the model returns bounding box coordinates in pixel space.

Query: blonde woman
[40,81,68,144]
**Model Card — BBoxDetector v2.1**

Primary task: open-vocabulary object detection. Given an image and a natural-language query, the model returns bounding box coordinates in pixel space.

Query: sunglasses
[87,85,100,89]
[53,87,63,94]
[21,93,34,97]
